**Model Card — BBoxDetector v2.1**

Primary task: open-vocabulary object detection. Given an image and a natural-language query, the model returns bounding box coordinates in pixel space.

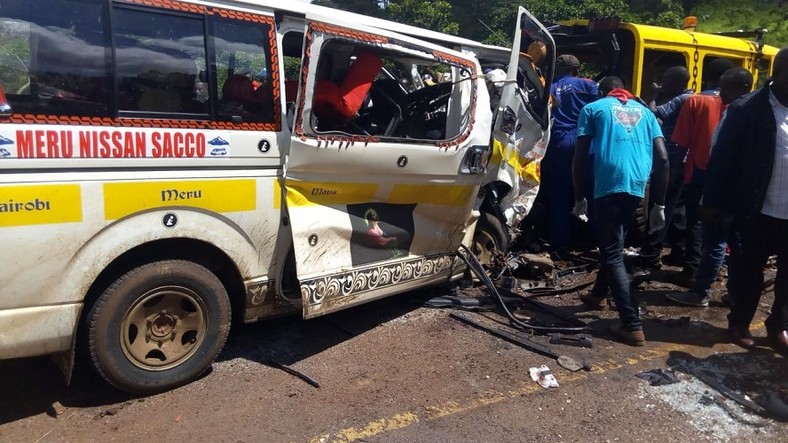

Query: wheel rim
[120,286,207,371]
[472,229,499,266]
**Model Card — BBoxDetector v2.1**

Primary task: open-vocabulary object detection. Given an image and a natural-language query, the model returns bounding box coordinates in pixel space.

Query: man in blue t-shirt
[539,54,599,251]
[570,76,669,346]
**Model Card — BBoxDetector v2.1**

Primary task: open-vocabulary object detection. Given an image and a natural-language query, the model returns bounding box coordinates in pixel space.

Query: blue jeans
[691,216,740,297]
[592,193,643,331]
[640,145,686,267]
[541,129,576,249]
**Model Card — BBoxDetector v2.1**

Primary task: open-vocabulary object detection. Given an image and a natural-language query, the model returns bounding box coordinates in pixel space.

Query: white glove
[649,204,666,234]
[571,198,589,223]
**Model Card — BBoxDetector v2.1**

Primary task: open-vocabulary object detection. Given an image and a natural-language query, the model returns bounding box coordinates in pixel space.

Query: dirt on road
[1,268,786,443]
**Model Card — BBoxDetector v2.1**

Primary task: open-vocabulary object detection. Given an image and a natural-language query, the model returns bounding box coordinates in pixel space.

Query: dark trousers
[682,167,705,273]
[592,193,643,331]
[639,148,686,267]
[541,129,576,249]
[728,214,788,332]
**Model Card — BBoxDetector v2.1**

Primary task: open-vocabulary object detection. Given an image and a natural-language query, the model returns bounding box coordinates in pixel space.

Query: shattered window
[310,39,473,141]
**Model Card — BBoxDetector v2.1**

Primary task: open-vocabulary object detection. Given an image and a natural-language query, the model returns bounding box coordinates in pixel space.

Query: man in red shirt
[668,58,733,282]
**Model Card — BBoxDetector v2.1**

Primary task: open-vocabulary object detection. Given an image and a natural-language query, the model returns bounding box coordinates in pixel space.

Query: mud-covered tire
[87,260,231,395]
[472,212,509,267]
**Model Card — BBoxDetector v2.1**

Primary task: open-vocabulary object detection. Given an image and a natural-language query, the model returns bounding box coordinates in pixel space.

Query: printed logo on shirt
[612,105,643,133]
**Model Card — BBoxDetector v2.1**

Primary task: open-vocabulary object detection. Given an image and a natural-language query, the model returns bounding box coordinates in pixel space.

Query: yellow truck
[551,18,778,101]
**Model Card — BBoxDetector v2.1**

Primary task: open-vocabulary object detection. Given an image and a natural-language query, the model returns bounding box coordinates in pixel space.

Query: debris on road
[267,360,320,388]
[635,368,681,386]
[550,333,593,348]
[449,312,591,371]
[529,365,559,388]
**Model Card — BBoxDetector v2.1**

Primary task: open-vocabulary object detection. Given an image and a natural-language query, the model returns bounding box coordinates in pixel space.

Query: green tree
[385,0,459,35]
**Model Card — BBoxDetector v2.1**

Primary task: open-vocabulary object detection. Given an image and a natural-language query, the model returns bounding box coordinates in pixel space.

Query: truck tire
[472,212,508,267]
[87,260,231,395]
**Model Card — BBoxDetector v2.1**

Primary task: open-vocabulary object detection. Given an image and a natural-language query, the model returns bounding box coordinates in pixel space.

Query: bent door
[285,14,492,318]
[488,7,556,224]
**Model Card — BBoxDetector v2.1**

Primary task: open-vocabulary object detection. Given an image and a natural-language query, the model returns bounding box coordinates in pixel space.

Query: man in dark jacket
[703,47,788,351]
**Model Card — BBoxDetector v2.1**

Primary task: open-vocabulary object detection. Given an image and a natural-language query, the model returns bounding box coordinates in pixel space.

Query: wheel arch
[65,209,268,381]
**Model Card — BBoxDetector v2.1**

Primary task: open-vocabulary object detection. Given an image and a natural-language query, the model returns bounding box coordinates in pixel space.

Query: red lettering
[162,133,174,157]
[99,131,110,158]
[16,130,34,158]
[35,131,46,158]
[185,133,195,157]
[135,132,146,157]
[111,131,123,157]
[151,132,162,157]
[173,133,184,157]
[62,130,73,158]
[196,133,205,157]
[79,131,92,157]
[46,131,60,158]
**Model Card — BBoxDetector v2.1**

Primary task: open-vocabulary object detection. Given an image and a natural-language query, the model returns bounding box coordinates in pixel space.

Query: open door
[486,6,557,227]
[284,13,493,318]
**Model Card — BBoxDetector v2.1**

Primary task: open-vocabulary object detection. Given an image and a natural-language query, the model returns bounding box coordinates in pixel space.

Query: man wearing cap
[540,54,599,253]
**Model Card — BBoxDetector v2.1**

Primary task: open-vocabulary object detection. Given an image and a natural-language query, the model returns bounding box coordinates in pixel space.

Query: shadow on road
[0,286,446,425]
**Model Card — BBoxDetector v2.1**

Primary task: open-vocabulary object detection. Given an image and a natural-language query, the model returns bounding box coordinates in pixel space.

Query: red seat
[313,50,383,121]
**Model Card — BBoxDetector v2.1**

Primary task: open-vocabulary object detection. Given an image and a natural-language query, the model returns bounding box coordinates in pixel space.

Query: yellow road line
[307,322,766,443]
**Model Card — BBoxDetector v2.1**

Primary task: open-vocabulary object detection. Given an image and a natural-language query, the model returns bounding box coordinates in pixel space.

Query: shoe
[665,291,709,307]
[630,266,657,280]
[609,324,646,346]
[767,329,788,353]
[727,324,755,348]
[579,292,606,310]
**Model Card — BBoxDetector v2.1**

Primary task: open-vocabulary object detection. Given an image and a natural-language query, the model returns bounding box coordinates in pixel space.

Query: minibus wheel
[472,212,508,269]
[87,260,231,395]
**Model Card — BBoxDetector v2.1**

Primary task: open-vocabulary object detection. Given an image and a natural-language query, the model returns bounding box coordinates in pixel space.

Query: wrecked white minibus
[0,0,554,394]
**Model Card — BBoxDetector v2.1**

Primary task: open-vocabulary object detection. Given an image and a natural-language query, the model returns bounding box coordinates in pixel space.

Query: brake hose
[457,244,587,333]
[457,244,536,331]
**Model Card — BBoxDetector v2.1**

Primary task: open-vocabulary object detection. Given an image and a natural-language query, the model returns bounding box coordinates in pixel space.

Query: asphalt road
[1,273,786,442]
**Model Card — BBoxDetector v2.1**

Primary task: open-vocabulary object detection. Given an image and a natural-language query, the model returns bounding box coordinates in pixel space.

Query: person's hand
[648,204,666,234]
[571,198,589,223]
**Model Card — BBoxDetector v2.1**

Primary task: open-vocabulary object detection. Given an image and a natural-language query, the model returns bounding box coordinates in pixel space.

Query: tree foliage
[313,0,788,47]
[386,0,459,35]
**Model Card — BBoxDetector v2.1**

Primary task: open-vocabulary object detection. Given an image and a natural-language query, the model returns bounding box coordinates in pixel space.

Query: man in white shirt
[703,47,788,352]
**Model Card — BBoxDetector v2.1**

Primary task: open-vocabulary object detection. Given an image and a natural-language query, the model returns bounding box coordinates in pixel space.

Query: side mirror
[0,85,11,117]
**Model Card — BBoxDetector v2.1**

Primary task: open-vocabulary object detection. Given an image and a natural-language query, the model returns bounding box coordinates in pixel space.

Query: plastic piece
[529,365,559,388]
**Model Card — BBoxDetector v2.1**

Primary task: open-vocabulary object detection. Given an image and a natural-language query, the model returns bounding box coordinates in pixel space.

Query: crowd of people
[531,48,788,351]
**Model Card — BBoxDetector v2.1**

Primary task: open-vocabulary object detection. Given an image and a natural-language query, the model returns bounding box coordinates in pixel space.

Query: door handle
[460,145,490,175]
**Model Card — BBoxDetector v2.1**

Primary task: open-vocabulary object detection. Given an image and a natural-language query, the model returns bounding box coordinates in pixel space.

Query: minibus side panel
[286,16,491,319]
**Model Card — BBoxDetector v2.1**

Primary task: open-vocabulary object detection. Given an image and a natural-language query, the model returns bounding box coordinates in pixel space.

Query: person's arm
[670,96,694,150]
[704,102,745,211]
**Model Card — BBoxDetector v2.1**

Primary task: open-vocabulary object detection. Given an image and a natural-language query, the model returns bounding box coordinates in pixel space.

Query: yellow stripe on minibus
[104,179,256,220]
[389,184,475,206]
[0,184,82,227]
[283,180,379,207]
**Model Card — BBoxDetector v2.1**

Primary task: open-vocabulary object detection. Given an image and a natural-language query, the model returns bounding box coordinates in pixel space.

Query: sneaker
[579,292,606,310]
[666,291,709,307]
[609,324,646,346]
